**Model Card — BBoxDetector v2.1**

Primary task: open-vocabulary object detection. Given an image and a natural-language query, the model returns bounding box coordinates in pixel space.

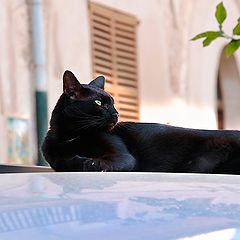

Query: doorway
[217,50,240,129]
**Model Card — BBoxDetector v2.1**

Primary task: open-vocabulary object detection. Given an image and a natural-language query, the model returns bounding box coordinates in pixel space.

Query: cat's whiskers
[74,123,99,132]
[70,106,103,119]
[74,115,102,121]
[71,117,104,132]
[74,117,103,125]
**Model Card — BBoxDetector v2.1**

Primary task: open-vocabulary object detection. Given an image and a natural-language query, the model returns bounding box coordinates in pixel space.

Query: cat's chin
[106,122,117,132]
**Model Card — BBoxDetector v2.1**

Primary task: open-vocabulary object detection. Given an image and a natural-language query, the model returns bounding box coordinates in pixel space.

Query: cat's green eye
[95,100,102,106]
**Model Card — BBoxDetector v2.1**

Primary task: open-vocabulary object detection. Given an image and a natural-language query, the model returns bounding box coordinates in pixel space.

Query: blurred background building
[0,0,240,165]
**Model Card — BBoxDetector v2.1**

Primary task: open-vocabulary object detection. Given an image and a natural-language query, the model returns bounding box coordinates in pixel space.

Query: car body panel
[0,172,240,239]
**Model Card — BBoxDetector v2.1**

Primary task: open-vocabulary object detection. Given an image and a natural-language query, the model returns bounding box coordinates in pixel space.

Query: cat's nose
[111,112,119,118]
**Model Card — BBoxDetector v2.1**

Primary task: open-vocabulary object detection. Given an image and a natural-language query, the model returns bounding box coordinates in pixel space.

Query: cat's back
[115,121,240,136]
[113,122,240,172]
[113,121,240,147]
[113,122,194,150]
[114,122,168,136]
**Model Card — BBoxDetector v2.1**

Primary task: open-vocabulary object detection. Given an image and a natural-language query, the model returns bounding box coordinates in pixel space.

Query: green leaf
[203,32,221,46]
[226,40,240,57]
[191,31,221,47]
[215,2,227,27]
[191,32,210,41]
[233,22,240,35]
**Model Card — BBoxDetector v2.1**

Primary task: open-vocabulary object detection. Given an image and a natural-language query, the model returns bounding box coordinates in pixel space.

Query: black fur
[42,71,240,174]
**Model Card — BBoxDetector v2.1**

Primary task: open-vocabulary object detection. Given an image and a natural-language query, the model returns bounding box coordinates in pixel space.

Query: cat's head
[60,70,119,133]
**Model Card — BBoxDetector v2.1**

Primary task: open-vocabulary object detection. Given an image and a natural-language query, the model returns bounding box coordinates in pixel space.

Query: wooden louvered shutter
[89,2,139,121]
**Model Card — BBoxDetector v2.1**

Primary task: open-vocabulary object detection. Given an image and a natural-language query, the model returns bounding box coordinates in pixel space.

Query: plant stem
[221,30,240,40]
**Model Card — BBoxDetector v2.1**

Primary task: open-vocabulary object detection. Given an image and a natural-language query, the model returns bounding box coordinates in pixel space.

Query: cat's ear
[63,70,82,100]
[89,76,105,89]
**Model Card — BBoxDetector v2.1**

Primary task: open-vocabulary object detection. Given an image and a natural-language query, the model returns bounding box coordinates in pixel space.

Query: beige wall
[1,0,240,163]
[0,0,36,163]
[45,0,240,129]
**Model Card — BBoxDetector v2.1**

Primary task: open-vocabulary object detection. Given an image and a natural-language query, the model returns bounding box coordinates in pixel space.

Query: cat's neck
[49,94,74,140]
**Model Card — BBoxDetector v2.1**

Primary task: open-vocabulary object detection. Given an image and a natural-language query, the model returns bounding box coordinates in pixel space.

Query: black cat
[42,70,240,174]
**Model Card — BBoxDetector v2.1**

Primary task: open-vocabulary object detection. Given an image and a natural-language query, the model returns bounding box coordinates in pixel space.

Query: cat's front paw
[69,156,93,171]
[83,159,111,172]
[70,156,110,172]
